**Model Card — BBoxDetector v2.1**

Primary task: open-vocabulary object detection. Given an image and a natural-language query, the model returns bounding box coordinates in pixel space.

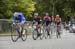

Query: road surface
[0,31,75,49]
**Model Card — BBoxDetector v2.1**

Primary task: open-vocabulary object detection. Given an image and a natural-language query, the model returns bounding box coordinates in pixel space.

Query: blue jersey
[14,13,26,23]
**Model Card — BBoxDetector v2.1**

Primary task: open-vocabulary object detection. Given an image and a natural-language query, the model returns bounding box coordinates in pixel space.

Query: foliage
[0,0,35,19]
[34,0,75,21]
[0,0,75,21]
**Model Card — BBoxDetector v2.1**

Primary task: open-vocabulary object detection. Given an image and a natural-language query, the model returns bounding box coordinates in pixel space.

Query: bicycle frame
[13,23,23,38]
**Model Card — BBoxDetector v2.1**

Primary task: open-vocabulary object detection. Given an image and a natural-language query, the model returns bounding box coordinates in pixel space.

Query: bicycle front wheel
[21,29,27,41]
[56,27,61,38]
[40,30,44,40]
[11,26,19,42]
[32,29,38,40]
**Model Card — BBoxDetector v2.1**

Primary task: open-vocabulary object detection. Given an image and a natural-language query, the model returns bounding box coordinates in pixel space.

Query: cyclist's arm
[20,15,26,23]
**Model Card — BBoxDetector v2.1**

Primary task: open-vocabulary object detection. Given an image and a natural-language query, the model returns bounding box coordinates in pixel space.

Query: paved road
[0,32,75,49]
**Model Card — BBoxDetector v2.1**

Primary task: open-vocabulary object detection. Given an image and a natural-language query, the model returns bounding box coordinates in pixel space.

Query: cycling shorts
[45,21,51,26]
[55,22,61,25]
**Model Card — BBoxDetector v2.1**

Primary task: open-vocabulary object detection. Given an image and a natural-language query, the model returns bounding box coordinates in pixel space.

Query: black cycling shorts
[55,22,61,25]
[45,21,51,26]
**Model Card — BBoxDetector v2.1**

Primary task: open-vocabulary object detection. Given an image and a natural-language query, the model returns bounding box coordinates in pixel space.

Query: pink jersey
[44,16,51,21]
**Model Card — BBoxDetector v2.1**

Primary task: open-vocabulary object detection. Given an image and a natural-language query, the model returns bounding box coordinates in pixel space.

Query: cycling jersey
[14,12,26,24]
[33,17,41,24]
[44,16,51,21]
[55,17,61,25]
[55,17,61,23]
[43,16,51,26]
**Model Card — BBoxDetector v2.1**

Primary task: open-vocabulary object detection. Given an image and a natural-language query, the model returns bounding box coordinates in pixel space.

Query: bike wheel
[21,29,27,41]
[56,30,61,38]
[40,29,44,40]
[56,32,60,38]
[32,29,38,40]
[48,30,52,39]
[11,26,19,42]
[44,29,48,39]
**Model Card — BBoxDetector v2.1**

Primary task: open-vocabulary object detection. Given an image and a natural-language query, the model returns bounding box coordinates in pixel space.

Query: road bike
[32,22,44,40]
[11,23,27,42]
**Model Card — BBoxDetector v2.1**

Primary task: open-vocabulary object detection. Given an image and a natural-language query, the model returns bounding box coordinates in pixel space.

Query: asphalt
[0,32,75,49]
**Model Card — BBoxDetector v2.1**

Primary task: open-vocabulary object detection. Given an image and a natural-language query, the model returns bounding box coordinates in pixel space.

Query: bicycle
[43,23,52,39]
[56,24,61,38]
[11,23,27,42]
[32,22,44,40]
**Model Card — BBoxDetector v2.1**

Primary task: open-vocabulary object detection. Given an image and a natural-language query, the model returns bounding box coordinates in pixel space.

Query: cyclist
[13,12,26,33]
[43,13,52,27]
[55,14,62,38]
[33,13,42,30]
[43,13,52,36]
[55,14,61,26]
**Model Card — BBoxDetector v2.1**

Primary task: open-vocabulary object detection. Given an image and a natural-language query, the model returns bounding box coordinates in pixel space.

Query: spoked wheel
[46,29,51,39]
[56,31,61,38]
[11,26,19,42]
[21,29,27,41]
[56,26,61,38]
[32,29,38,40]
[40,29,44,40]
[44,29,48,39]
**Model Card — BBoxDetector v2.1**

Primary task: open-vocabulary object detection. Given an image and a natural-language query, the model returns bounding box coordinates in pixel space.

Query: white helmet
[56,14,59,17]
[45,13,49,16]
[14,12,23,17]
[34,13,38,16]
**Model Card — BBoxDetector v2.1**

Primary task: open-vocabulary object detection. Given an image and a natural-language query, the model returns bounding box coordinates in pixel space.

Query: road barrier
[0,19,32,36]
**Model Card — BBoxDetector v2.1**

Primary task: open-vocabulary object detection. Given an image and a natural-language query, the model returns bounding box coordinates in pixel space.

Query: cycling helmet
[45,13,49,16]
[14,12,23,17]
[34,13,38,16]
[56,14,59,17]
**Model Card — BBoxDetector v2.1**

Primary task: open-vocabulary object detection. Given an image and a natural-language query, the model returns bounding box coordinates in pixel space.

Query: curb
[0,34,11,36]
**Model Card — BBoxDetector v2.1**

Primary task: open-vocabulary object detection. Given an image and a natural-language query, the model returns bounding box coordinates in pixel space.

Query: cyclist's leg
[20,21,26,33]
[15,24,22,37]
[35,22,40,36]
[15,24,20,33]
[57,22,61,31]
[38,22,41,32]
[15,24,19,33]
[47,21,52,38]
[55,22,58,38]
[58,22,61,35]
[21,23,26,34]
[46,21,50,35]
[49,21,52,34]
[57,22,60,31]
[57,22,61,38]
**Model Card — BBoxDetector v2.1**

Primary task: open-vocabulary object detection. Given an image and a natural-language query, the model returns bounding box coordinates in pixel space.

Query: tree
[0,0,35,19]
[34,0,75,21]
